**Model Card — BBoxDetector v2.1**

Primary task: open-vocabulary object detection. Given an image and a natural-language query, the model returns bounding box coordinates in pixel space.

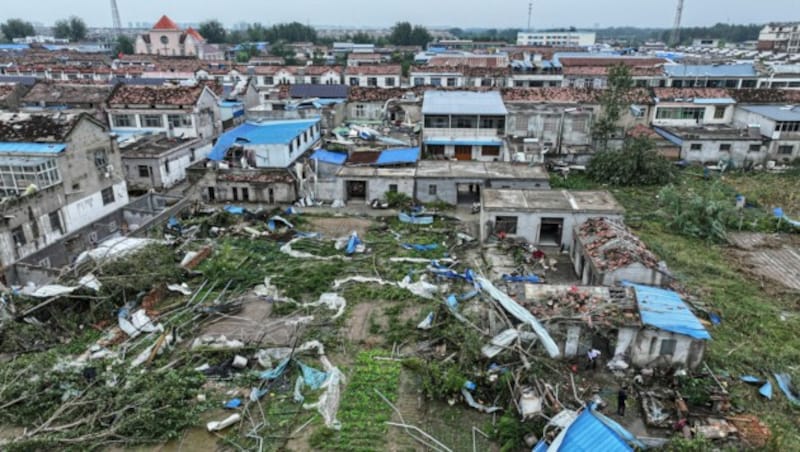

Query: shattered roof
[740,105,800,121]
[345,150,380,165]
[0,84,17,101]
[501,87,652,105]
[559,57,667,67]
[522,284,640,328]
[562,66,664,76]
[427,55,508,68]
[108,84,209,106]
[22,81,113,105]
[556,405,640,452]
[216,170,295,184]
[577,217,661,273]
[348,86,425,102]
[0,112,89,142]
[663,63,757,78]
[344,65,402,76]
[482,189,625,214]
[654,88,733,102]
[727,88,800,104]
[626,283,711,340]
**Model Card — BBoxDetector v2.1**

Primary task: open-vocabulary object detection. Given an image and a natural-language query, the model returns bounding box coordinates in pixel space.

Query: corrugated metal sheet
[555,406,635,452]
[653,127,684,146]
[0,142,66,154]
[422,90,507,115]
[208,118,319,161]
[375,147,420,166]
[693,98,736,105]
[740,105,800,122]
[627,284,711,340]
[311,149,347,165]
[664,64,756,78]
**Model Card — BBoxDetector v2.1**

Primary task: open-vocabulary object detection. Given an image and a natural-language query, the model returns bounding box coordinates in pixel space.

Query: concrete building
[734,105,800,161]
[422,90,508,161]
[653,124,766,165]
[517,31,596,47]
[20,82,114,113]
[758,65,800,89]
[479,189,625,247]
[0,113,129,275]
[344,65,402,88]
[106,83,222,140]
[572,217,667,287]
[120,134,210,191]
[651,88,736,127]
[135,15,208,58]
[758,23,800,54]
[346,87,423,125]
[414,160,549,205]
[664,64,759,89]
[0,83,30,110]
[188,166,298,205]
[522,283,709,369]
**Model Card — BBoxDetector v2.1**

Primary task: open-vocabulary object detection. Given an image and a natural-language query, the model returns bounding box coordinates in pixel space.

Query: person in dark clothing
[617,387,628,416]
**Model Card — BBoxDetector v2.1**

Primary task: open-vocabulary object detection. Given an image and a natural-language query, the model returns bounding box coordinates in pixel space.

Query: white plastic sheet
[477,276,560,359]
[481,329,538,358]
[303,293,347,319]
[75,237,160,265]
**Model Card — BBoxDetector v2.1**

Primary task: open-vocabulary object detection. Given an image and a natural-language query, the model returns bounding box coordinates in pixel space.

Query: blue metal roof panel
[219,101,244,107]
[653,127,684,146]
[375,147,420,165]
[627,283,711,340]
[0,142,66,154]
[557,407,634,452]
[0,75,38,86]
[693,98,736,105]
[311,149,347,165]
[208,119,319,161]
[664,64,756,78]
[740,105,800,122]
[422,90,507,115]
[0,44,30,51]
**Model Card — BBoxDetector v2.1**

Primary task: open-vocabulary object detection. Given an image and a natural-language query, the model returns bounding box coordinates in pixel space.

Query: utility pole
[671,0,684,47]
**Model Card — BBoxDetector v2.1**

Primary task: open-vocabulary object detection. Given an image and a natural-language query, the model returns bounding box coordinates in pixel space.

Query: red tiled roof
[627,124,660,138]
[428,55,507,68]
[108,84,208,106]
[185,27,204,42]
[654,88,731,101]
[727,88,800,104]
[152,15,181,31]
[559,57,667,67]
[562,66,664,76]
[303,66,342,76]
[346,151,380,165]
[344,65,402,76]
[502,87,652,105]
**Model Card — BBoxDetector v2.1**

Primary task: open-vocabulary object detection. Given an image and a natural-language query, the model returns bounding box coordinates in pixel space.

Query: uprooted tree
[587,135,677,186]
[592,64,634,151]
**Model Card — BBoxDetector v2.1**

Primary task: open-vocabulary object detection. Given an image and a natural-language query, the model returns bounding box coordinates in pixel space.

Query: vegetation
[198,20,227,44]
[592,64,634,150]
[594,23,762,46]
[1,19,35,41]
[448,27,521,43]
[587,136,677,186]
[113,35,134,55]
[52,16,87,42]
[389,21,432,47]
[230,22,318,44]
[384,190,412,209]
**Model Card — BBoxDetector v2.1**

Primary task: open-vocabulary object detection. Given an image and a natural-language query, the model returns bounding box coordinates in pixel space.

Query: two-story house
[422,90,508,161]
[734,105,800,161]
[344,65,402,88]
[106,83,222,140]
[0,113,128,274]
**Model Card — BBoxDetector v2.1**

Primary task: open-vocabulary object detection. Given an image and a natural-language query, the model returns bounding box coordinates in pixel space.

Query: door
[346,181,367,200]
[207,187,215,201]
[268,188,275,204]
[455,145,472,161]
[539,218,564,245]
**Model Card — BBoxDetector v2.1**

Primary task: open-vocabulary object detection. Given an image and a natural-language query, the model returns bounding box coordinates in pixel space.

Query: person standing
[617,387,628,416]
[586,348,601,370]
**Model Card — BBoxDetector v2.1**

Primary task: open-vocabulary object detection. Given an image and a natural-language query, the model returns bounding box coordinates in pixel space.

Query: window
[495,216,518,234]
[427,144,445,156]
[659,339,677,356]
[289,141,294,153]
[241,187,249,201]
[776,122,800,132]
[428,184,437,195]
[367,77,378,87]
[112,114,134,127]
[430,77,442,86]
[424,115,449,128]
[101,187,115,205]
[446,77,457,87]
[543,117,558,132]
[388,184,398,193]
[719,143,731,152]
[453,116,477,128]
[168,114,192,128]
[310,76,320,84]
[349,77,359,86]
[779,145,794,155]
[49,210,63,234]
[571,117,588,133]
[713,106,726,119]
[690,143,702,151]
[138,165,150,178]
[164,159,170,174]
[12,226,26,246]
[481,78,493,87]
[413,77,424,86]
[94,149,108,169]
[749,144,761,153]
[264,76,274,85]
[142,114,163,128]
[385,77,395,87]
[655,107,705,121]
[160,35,169,44]
[481,146,500,157]
[190,148,196,162]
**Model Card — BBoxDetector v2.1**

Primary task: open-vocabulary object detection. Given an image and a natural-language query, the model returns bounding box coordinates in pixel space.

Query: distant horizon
[1,0,798,30]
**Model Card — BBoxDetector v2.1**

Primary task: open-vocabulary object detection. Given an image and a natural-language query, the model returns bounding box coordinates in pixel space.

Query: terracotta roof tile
[559,57,667,67]
[344,65,402,76]
[108,84,208,106]
[726,88,800,104]
[22,81,113,105]
[654,87,731,101]
[152,15,181,31]
[185,27,204,42]
[0,112,86,142]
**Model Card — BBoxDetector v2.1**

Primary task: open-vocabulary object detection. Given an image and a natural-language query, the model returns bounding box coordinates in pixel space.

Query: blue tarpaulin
[774,207,800,227]
[224,398,242,409]
[502,274,541,284]
[760,382,773,400]
[625,283,711,340]
[224,205,245,215]
[259,357,290,380]
[345,232,361,255]
[0,142,67,154]
[555,403,644,452]
[208,119,320,161]
[774,373,800,405]
[299,362,328,390]
[401,243,439,251]
[375,147,419,165]
[311,149,348,165]
[399,212,434,225]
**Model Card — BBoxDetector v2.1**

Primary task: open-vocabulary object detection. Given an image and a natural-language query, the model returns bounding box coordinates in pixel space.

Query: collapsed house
[572,217,668,287]
[119,133,211,192]
[480,189,625,247]
[521,283,710,369]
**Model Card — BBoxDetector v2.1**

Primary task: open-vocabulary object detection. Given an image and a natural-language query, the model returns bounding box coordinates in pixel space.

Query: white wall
[251,122,320,168]
[63,181,130,231]
[651,103,734,127]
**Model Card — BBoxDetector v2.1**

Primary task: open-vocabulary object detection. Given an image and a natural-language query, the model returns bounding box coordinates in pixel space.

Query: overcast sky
[1,0,797,29]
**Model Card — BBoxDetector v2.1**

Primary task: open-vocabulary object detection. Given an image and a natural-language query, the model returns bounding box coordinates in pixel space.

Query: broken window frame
[49,210,63,235]
[659,339,678,356]
[11,226,26,247]
[778,145,794,155]
[167,114,192,128]
[495,216,518,235]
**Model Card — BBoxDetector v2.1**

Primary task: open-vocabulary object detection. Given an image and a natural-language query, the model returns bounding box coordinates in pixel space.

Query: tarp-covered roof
[310,149,347,165]
[208,118,319,161]
[0,142,66,154]
[375,147,420,166]
[627,283,711,340]
[554,405,639,452]
[663,63,756,78]
[422,90,507,115]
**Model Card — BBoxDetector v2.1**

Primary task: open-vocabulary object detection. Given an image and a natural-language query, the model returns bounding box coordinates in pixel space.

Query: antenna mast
[111,0,122,36]
[527,1,533,32]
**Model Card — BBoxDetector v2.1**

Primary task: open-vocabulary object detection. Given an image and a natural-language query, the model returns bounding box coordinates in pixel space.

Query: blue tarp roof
[375,147,420,165]
[627,283,711,340]
[208,118,319,161]
[653,127,684,146]
[0,142,66,154]
[557,405,640,452]
[311,149,347,165]
[219,101,244,107]
[692,98,736,105]
[663,63,756,78]
[0,44,30,51]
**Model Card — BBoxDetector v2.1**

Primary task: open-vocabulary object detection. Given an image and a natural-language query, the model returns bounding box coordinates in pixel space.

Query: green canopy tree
[587,135,676,186]
[53,16,87,41]
[592,64,634,151]
[1,19,35,41]
[113,35,134,55]
[199,20,227,44]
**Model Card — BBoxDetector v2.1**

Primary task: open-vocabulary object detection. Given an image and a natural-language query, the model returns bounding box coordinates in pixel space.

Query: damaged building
[522,283,709,369]
[0,113,129,278]
[480,189,625,247]
[119,133,211,192]
[572,217,668,287]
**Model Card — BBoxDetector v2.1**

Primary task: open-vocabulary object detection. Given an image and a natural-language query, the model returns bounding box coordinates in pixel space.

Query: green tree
[592,64,634,151]
[350,31,373,44]
[410,25,432,46]
[53,20,71,40]
[199,20,227,44]
[265,22,317,43]
[1,19,35,40]
[246,23,267,42]
[389,22,413,45]
[68,16,87,41]
[586,136,676,186]
[113,35,134,55]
